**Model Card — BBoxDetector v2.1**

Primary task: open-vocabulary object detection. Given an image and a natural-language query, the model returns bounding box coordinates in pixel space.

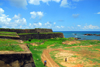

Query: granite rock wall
[0,36,20,40]
[0,28,53,33]
[0,53,35,67]
[19,33,65,40]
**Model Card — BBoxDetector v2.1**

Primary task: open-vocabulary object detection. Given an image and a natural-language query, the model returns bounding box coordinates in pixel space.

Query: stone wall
[0,28,53,33]
[39,33,64,39]
[19,34,39,40]
[0,29,37,33]
[35,29,53,33]
[0,36,20,40]
[0,53,35,67]
[19,33,64,40]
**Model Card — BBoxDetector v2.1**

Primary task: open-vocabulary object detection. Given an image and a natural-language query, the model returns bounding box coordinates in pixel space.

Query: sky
[0,0,100,31]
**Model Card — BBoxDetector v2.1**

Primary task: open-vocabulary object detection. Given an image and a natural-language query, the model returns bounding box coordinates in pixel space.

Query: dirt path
[41,44,99,67]
[41,48,66,67]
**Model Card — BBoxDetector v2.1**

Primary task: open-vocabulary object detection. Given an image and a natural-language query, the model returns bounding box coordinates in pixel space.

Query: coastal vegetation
[24,37,100,67]
[0,38,24,52]
[0,29,100,67]
[0,31,18,37]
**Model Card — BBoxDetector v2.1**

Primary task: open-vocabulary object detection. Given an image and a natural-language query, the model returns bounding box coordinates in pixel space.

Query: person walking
[44,60,47,66]
[65,58,67,62]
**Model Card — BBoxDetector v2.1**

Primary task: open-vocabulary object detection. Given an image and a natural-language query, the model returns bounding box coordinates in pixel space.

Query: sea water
[53,31,100,40]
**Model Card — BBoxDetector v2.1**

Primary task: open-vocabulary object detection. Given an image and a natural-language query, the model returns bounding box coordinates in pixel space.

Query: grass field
[24,37,100,67]
[0,31,18,37]
[0,31,17,34]
[0,38,24,52]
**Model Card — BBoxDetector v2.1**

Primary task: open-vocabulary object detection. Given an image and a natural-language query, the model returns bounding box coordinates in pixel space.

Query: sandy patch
[30,43,38,46]
[54,50,95,67]
[30,42,44,46]
[62,40,80,45]
[47,44,55,48]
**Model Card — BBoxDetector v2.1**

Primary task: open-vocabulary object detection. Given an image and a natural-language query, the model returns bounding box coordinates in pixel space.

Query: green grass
[18,33,38,35]
[50,51,65,67]
[0,31,18,37]
[0,31,17,34]
[24,37,100,67]
[24,37,71,67]
[0,38,24,52]
[0,34,18,37]
[28,45,44,67]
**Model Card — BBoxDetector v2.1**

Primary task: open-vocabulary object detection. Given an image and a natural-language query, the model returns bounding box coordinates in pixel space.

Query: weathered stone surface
[0,54,35,67]
[74,38,81,40]
[24,63,35,67]
[10,60,20,67]
[84,34,100,36]
[84,34,93,36]
[19,33,64,41]
[0,36,20,40]
[0,60,11,67]
[0,28,52,33]
[95,34,100,36]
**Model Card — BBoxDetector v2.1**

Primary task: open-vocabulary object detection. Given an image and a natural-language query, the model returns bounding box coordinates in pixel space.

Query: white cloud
[60,0,71,8]
[61,26,64,28]
[30,11,43,19]
[28,0,51,5]
[13,18,27,25]
[45,21,52,27]
[83,25,100,29]
[28,0,40,5]
[29,23,32,26]
[72,14,80,18]
[72,0,82,2]
[37,11,43,19]
[0,8,27,28]
[52,0,61,3]
[0,14,11,26]
[9,0,27,9]
[42,0,51,3]
[28,0,76,9]
[60,0,68,7]
[45,22,50,25]
[33,22,42,27]
[96,12,100,14]
[20,25,22,28]
[38,22,42,26]
[28,0,61,5]
[55,25,64,28]
[13,14,21,19]
[54,22,56,24]
[77,25,81,27]
[30,11,37,19]
[0,8,4,14]
[56,26,60,28]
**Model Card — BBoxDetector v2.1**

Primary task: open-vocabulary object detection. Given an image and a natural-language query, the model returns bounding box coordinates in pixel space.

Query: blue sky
[0,0,100,31]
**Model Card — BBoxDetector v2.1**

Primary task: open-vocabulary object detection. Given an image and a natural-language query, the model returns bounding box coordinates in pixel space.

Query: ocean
[53,31,100,40]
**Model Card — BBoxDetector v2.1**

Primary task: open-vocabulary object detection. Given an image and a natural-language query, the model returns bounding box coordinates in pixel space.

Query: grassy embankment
[0,38,24,52]
[24,37,75,67]
[0,31,18,37]
[24,37,100,67]
[50,39,100,67]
